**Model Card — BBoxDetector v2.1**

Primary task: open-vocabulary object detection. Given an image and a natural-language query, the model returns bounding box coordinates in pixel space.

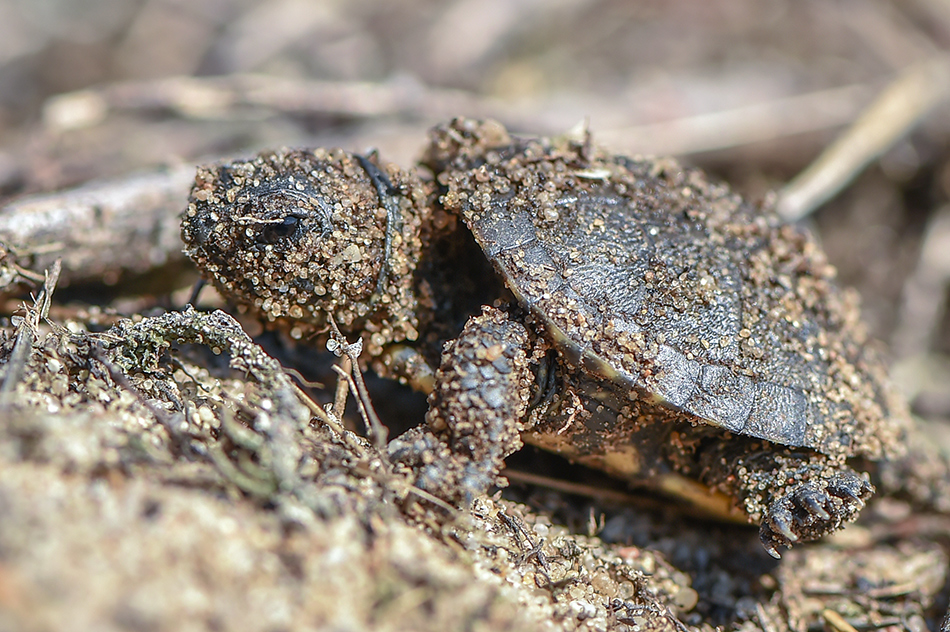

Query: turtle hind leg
[387,305,535,508]
[691,437,875,557]
[760,469,873,558]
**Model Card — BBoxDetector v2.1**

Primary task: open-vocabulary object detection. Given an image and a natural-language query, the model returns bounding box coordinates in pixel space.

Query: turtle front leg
[388,306,535,507]
[696,444,874,558]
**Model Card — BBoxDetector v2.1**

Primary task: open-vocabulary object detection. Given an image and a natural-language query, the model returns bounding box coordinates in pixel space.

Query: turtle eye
[261,215,300,243]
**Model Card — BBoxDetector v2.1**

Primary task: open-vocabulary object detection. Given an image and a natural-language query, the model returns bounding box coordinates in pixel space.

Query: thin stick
[332,364,387,451]
[332,355,351,420]
[777,55,950,221]
[821,609,860,632]
[504,469,666,509]
[286,380,366,457]
[600,83,872,157]
[325,314,387,450]
[1,261,61,397]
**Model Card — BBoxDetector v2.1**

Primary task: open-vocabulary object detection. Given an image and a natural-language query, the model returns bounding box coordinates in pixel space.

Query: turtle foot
[760,470,874,559]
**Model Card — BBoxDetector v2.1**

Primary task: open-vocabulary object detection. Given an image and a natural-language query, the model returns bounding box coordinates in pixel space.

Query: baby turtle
[180,118,908,558]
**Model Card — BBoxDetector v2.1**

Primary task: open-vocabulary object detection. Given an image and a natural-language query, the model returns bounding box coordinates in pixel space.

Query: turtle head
[181,148,427,347]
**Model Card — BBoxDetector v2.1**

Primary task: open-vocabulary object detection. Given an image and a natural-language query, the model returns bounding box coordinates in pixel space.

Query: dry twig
[326,315,387,451]
[0,165,194,293]
[0,260,60,398]
[777,56,950,221]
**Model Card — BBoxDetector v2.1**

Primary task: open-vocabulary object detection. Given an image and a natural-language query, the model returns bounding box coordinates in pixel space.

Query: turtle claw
[794,490,831,522]
[761,506,798,559]
[769,510,799,542]
[759,470,874,558]
[827,474,875,503]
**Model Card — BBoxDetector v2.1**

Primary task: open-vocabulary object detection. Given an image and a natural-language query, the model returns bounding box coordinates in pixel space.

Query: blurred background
[0,0,947,196]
